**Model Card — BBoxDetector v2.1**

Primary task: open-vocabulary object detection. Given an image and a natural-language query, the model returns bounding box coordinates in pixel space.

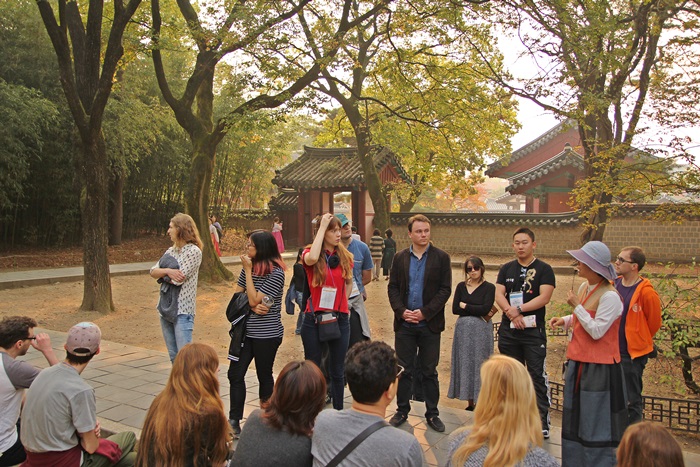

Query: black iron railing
[488,322,700,433]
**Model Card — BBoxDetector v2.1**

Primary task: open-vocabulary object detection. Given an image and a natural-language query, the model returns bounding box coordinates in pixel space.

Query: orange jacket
[621,277,662,359]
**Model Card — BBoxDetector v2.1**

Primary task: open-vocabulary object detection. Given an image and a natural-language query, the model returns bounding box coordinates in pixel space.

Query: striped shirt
[237,267,285,339]
[369,236,384,259]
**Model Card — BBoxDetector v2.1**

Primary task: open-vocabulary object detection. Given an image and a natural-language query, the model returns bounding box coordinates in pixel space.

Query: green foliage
[653,260,700,394]
[482,0,700,237]
[0,80,59,213]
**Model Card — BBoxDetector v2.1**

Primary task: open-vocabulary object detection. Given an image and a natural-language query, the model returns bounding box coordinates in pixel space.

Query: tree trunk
[109,169,124,245]
[398,200,416,212]
[79,135,114,312]
[186,140,233,283]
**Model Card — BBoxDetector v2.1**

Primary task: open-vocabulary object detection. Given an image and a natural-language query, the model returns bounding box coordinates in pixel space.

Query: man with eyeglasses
[0,316,58,467]
[495,227,555,439]
[613,246,662,424]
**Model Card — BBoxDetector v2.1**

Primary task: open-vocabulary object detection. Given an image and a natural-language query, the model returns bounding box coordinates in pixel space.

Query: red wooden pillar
[297,191,305,246]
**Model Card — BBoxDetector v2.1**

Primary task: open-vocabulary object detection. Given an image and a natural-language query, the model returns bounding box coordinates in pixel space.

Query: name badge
[350,279,360,298]
[319,287,338,310]
[509,291,524,307]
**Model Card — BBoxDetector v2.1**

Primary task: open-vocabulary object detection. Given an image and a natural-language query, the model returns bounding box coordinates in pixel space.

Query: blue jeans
[301,312,350,410]
[160,314,194,362]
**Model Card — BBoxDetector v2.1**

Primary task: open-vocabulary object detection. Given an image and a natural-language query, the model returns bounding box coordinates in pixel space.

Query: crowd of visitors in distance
[0,211,686,466]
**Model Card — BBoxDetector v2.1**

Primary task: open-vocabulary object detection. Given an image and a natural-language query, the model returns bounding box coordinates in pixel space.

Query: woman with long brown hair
[301,213,354,410]
[150,213,203,362]
[448,355,557,467]
[232,360,327,466]
[136,343,231,467]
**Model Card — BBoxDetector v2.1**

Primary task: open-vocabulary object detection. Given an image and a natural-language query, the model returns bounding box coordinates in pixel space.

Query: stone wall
[390,206,699,262]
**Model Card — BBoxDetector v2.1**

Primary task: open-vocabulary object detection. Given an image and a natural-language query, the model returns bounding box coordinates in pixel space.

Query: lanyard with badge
[319,252,338,310]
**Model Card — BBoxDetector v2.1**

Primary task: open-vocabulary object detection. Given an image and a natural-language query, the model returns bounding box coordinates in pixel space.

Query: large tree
[304,0,510,225]
[151,0,385,281]
[480,0,699,240]
[315,54,518,212]
[36,0,142,311]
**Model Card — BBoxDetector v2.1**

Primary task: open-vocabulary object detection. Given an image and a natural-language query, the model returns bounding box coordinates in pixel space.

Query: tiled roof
[391,211,581,227]
[268,190,299,211]
[506,148,584,192]
[272,146,411,190]
[486,119,577,176]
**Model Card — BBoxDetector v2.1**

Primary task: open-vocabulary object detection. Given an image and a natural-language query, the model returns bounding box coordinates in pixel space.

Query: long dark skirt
[562,360,628,467]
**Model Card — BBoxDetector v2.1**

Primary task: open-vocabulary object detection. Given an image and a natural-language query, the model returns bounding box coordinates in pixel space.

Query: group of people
[0,210,679,466]
[145,211,670,466]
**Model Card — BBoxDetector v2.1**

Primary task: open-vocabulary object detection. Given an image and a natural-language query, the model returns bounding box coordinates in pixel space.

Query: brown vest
[566,281,621,364]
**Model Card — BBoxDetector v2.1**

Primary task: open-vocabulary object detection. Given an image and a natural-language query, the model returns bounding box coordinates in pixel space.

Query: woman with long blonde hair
[448,354,557,467]
[150,213,203,362]
[136,343,232,467]
[300,212,353,410]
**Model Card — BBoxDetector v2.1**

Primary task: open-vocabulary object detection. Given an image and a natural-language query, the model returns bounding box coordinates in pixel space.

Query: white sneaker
[542,429,550,439]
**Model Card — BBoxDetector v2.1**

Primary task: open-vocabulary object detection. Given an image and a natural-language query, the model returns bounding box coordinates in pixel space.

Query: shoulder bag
[326,420,389,467]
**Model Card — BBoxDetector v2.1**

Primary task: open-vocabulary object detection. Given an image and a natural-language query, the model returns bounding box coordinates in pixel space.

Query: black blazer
[387,244,452,333]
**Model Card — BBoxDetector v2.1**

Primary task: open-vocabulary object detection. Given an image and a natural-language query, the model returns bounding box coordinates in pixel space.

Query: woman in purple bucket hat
[549,241,627,467]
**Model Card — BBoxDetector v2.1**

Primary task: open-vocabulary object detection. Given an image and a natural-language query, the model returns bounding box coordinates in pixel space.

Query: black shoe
[465,404,476,412]
[229,419,241,437]
[389,412,408,427]
[426,416,445,433]
[325,393,332,405]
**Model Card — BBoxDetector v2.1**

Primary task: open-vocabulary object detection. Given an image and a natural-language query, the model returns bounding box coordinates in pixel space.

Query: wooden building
[486,120,583,213]
[270,146,411,246]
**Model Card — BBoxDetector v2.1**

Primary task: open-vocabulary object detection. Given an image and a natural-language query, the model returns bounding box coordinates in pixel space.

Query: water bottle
[262,295,274,307]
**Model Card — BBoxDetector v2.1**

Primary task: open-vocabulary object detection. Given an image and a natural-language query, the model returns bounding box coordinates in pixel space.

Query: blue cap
[335,213,350,227]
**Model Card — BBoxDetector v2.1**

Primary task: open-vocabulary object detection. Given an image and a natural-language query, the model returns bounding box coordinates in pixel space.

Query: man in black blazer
[387,214,452,432]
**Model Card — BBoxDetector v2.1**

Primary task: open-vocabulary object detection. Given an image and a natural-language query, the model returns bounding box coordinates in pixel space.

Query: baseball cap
[66,322,101,356]
[335,213,350,227]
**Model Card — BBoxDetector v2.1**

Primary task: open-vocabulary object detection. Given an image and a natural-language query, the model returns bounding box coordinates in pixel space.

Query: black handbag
[316,311,341,342]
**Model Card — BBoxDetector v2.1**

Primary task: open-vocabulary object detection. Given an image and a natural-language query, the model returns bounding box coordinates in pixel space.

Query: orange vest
[566,281,621,364]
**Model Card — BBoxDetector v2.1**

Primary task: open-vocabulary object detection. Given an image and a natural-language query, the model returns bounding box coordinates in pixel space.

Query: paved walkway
[16,329,700,466]
[4,262,700,466]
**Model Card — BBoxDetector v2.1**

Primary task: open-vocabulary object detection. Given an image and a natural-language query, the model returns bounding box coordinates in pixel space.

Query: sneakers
[542,429,550,439]
[229,419,241,437]
[426,416,445,433]
[389,412,408,427]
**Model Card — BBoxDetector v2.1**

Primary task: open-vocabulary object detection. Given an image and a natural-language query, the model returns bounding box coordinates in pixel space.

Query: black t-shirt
[496,258,556,332]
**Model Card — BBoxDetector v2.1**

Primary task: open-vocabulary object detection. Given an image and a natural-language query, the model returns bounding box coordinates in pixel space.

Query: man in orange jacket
[613,246,662,424]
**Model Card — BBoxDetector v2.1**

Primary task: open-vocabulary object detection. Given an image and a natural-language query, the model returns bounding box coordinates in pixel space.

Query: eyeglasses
[396,365,404,380]
[615,256,634,264]
[23,336,36,341]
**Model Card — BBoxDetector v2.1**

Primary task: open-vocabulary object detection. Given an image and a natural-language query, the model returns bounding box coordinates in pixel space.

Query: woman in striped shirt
[227,231,286,437]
